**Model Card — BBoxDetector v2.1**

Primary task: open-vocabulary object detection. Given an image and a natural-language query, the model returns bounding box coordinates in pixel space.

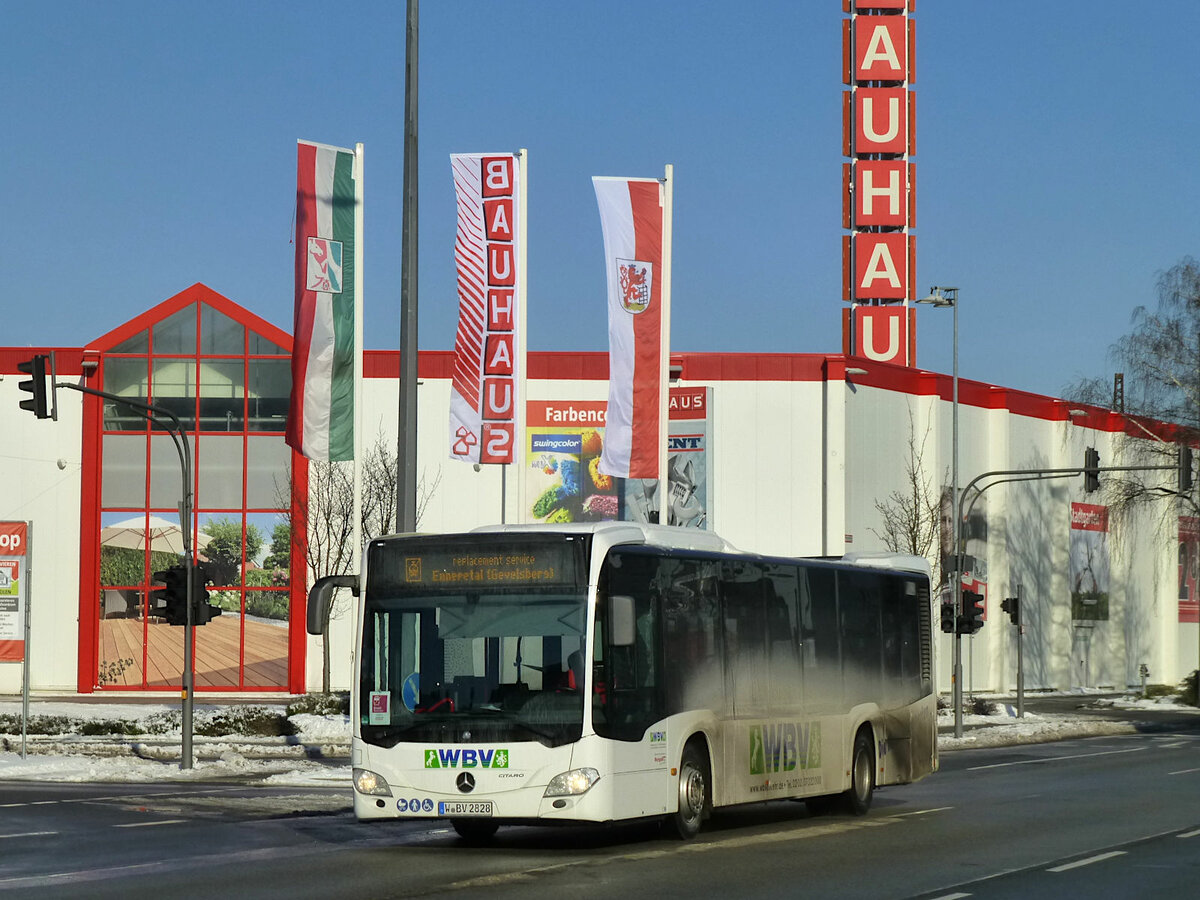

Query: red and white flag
[287,140,360,461]
[593,175,670,479]
[449,153,523,465]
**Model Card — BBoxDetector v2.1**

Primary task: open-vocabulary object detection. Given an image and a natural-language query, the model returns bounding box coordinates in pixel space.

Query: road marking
[1177,828,1200,838]
[1047,850,1126,872]
[888,806,954,818]
[0,831,58,840]
[113,819,187,828]
[968,746,1144,771]
[1168,767,1200,775]
[927,894,972,900]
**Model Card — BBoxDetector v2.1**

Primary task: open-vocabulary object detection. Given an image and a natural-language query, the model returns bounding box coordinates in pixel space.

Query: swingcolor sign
[841,0,916,365]
[0,522,28,662]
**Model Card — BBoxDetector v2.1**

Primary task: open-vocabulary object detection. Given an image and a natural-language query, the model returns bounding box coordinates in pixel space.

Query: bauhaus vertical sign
[449,152,526,464]
[841,0,916,366]
[0,521,28,662]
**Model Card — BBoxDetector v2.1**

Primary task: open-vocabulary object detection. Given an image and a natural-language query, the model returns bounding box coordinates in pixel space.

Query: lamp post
[917,285,962,737]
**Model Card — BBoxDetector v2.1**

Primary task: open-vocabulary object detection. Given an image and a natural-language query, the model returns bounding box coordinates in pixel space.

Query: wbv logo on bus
[424,748,510,769]
[748,721,822,775]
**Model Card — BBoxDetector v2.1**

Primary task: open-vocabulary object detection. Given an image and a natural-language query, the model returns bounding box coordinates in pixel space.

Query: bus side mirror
[307,574,359,635]
[609,594,636,647]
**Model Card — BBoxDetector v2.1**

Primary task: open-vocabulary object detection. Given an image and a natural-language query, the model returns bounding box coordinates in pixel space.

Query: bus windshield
[357,533,590,748]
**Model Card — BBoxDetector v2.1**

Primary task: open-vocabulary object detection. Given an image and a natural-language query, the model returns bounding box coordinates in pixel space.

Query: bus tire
[451,819,499,843]
[843,728,875,816]
[668,741,710,840]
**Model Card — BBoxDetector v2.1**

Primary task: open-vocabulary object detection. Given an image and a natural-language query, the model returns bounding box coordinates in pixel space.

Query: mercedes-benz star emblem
[456,772,475,793]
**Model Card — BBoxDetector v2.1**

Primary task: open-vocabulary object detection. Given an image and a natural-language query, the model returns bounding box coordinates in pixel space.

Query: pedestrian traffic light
[1000,595,1021,626]
[150,566,189,626]
[17,354,51,419]
[940,600,956,634]
[191,563,222,625]
[1179,445,1193,494]
[959,590,985,634]
[1084,447,1100,493]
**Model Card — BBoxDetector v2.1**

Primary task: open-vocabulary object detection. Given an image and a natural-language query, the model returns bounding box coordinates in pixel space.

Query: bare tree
[280,431,443,692]
[870,406,945,587]
[1063,256,1200,524]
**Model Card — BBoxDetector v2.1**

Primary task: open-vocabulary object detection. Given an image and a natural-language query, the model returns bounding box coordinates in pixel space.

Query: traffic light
[940,601,956,634]
[1180,445,1193,494]
[150,566,189,626]
[17,354,51,419]
[1084,447,1100,493]
[959,590,985,634]
[191,563,222,625]
[1000,595,1021,626]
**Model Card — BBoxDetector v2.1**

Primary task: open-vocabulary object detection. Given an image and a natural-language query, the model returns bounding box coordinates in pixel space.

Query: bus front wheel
[843,729,875,815]
[668,742,710,839]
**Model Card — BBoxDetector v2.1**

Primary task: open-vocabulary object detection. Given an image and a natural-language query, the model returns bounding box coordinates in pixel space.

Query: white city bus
[308,523,937,841]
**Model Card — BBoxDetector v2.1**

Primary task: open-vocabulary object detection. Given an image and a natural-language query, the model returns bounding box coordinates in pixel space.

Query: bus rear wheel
[843,729,875,815]
[451,819,499,843]
[668,742,709,840]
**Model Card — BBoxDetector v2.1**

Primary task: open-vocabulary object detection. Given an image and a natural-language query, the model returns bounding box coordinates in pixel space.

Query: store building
[2,284,1196,697]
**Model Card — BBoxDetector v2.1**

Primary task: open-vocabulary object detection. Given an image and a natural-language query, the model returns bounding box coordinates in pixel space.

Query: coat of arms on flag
[306,237,344,293]
[617,258,652,314]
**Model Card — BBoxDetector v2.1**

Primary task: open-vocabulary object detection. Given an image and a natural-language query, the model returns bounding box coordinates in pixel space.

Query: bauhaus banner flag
[449,152,524,465]
[593,173,671,480]
[287,140,360,461]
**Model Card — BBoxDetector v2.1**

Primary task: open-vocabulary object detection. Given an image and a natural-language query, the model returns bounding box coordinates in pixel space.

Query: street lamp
[917,285,962,736]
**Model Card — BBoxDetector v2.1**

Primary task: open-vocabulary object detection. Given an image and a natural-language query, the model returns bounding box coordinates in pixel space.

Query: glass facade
[96,300,294,691]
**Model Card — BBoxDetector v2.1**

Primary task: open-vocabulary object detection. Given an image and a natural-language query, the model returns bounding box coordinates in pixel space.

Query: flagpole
[512,148,528,524]
[352,142,365,551]
[396,0,419,533]
[658,164,673,517]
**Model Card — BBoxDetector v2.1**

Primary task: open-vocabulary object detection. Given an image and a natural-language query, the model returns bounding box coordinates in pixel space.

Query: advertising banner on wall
[0,521,28,662]
[524,388,712,527]
[940,486,988,611]
[1179,516,1199,624]
[1070,503,1110,621]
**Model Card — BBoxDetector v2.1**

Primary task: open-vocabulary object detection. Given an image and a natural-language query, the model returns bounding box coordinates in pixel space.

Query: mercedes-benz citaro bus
[307,523,937,842]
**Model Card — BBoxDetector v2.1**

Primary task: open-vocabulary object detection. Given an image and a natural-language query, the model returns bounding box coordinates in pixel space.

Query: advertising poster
[524,388,712,527]
[1070,503,1110,621]
[1179,516,1199,624]
[940,486,988,614]
[0,521,28,662]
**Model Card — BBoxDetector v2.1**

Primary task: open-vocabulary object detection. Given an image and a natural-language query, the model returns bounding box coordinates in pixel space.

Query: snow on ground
[1,692,1196,785]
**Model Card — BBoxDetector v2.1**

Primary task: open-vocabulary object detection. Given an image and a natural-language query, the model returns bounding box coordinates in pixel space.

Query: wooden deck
[98,616,288,689]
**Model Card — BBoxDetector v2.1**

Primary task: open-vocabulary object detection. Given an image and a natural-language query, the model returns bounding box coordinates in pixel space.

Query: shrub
[966,696,997,716]
[286,692,350,716]
[194,706,294,737]
[1181,670,1199,707]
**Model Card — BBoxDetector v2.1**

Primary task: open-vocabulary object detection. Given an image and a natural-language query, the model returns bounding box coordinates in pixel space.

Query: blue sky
[6,1,1199,400]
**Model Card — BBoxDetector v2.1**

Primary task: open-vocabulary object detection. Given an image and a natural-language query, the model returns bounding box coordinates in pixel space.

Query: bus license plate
[439,800,493,817]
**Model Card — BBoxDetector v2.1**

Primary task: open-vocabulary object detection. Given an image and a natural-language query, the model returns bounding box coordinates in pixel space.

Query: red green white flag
[287,140,359,461]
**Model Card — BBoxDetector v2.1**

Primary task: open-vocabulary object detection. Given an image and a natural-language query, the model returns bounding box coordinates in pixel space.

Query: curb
[2,734,350,761]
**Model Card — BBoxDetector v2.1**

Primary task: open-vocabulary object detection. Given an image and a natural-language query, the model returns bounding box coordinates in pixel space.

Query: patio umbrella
[99,515,210,555]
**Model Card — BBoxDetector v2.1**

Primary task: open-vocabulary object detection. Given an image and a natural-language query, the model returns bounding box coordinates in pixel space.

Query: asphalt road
[2,723,1198,899]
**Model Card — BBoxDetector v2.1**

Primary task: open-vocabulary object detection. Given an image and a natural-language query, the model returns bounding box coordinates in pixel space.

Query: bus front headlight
[354,767,392,796]
[544,767,601,797]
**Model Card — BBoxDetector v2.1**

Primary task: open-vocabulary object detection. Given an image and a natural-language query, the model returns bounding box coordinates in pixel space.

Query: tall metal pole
[1016,583,1025,718]
[20,522,31,759]
[396,0,420,533]
[951,290,963,738]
